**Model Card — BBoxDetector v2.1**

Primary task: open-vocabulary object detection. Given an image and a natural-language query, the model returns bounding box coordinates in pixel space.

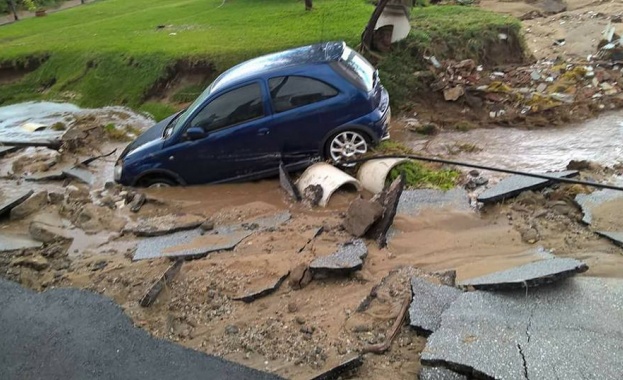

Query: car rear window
[268,76,338,113]
[337,47,376,92]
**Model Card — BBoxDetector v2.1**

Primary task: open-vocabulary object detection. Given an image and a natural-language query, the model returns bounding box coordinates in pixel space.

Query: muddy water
[405,111,623,172]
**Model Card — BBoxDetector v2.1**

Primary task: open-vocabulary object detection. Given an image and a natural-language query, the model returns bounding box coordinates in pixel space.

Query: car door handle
[257,128,270,136]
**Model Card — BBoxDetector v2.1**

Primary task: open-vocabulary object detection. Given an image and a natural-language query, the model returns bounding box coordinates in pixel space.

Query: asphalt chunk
[409,276,462,335]
[477,170,578,204]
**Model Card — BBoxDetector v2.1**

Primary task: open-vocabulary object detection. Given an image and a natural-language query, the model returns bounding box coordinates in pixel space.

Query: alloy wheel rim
[329,131,368,165]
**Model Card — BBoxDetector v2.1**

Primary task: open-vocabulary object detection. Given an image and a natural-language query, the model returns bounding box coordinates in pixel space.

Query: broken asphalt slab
[0,145,19,157]
[596,230,623,248]
[139,260,184,307]
[458,257,588,290]
[397,188,470,216]
[310,239,367,276]
[309,355,363,380]
[0,278,281,380]
[0,190,34,217]
[575,188,623,225]
[279,163,301,201]
[477,170,578,204]
[409,277,462,335]
[233,272,290,303]
[421,277,623,380]
[124,213,205,237]
[0,233,43,252]
[366,175,405,248]
[133,212,291,261]
[62,166,94,185]
[419,367,467,380]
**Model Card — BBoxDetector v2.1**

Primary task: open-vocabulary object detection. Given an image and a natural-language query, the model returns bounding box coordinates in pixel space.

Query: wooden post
[304,0,312,11]
[361,0,391,52]
[8,0,19,21]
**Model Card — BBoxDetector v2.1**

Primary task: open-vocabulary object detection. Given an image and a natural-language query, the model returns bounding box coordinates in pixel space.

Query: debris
[0,139,62,150]
[366,174,405,247]
[11,255,49,271]
[421,277,623,379]
[133,212,290,261]
[296,163,362,207]
[459,257,588,290]
[596,231,623,248]
[10,191,48,221]
[24,170,66,182]
[233,272,290,303]
[361,293,411,354]
[419,367,467,380]
[62,166,94,185]
[477,170,578,204]
[0,233,43,252]
[397,187,470,216]
[309,355,363,380]
[0,190,34,217]
[124,214,204,237]
[29,213,73,243]
[297,226,324,253]
[302,184,323,207]
[139,260,184,307]
[310,239,368,276]
[0,279,281,380]
[343,197,384,237]
[289,263,313,290]
[279,163,301,201]
[200,220,215,232]
[356,158,407,194]
[443,85,464,101]
[80,148,117,166]
[409,277,462,335]
[0,145,19,157]
[129,193,146,213]
[575,188,623,225]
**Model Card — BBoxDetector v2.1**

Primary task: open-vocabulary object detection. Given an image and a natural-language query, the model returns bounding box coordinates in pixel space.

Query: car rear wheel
[139,176,177,188]
[326,130,369,166]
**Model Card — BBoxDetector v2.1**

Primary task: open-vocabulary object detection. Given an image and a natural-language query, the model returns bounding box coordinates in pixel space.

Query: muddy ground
[2,1,623,379]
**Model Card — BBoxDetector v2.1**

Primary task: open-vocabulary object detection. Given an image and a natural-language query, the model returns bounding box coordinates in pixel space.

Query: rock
[200,220,215,231]
[295,316,306,325]
[310,239,368,276]
[225,325,239,335]
[0,190,34,217]
[435,270,457,287]
[409,277,462,335]
[458,256,588,290]
[29,220,71,244]
[288,303,298,313]
[48,192,64,204]
[11,255,49,271]
[519,227,539,244]
[289,264,313,290]
[343,197,384,237]
[302,184,323,207]
[10,191,48,220]
[566,160,602,171]
[366,175,406,248]
[443,85,465,101]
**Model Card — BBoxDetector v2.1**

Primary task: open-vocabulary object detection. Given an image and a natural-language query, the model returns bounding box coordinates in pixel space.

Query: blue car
[114,41,391,187]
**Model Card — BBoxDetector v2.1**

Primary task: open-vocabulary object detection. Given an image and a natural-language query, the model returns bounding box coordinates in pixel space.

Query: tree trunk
[8,0,19,21]
[361,0,391,51]
[304,0,312,11]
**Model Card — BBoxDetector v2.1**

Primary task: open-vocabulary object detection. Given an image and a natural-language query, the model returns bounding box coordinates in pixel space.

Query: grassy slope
[0,1,520,112]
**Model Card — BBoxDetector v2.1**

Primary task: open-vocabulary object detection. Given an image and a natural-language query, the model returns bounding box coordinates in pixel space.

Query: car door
[266,75,339,165]
[170,81,279,184]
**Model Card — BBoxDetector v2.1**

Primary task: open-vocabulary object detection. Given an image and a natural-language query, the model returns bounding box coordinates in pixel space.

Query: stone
[421,277,623,379]
[575,189,623,225]
[124,214,204,237]
[366,175,405,248]
[11,255,49,271]
[343,197,383,237]
[289,264,313,290]
[477,170,578,204]
[10,191,48,221]
[233,272,290,303]
[419,367,467,380]
[409,277,462,335]
[302,184,323,207]
[596,231,623,248]
[458,257,588,290]
[0,234,43,252]
[48,192,64,204]
[536,83,548,93]
[29,219,72,243]
[443,85,465,101]
[279,163,301,201]
[0,279,280,380]
[200,220,215,231]
[310,239,368,276]
[225,325,239,335]
[0,190,34,217]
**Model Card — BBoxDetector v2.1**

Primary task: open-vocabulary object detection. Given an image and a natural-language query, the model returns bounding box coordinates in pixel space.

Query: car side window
[190,83,264,131]
[268,76,338,113]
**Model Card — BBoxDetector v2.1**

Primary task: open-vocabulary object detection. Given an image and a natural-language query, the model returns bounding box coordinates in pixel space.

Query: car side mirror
[185,127,206,140]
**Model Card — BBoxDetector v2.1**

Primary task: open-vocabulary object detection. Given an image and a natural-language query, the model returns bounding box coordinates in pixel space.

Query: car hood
[120,112,179,159]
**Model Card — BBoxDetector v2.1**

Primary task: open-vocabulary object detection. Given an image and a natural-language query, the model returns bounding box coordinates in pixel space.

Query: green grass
[0,0,373,107]
[139,101,179,122]
[0,1,522,110]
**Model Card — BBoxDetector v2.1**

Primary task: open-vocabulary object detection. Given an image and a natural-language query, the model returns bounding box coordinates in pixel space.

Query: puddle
[0,101,154,143]
[405,111,623,173]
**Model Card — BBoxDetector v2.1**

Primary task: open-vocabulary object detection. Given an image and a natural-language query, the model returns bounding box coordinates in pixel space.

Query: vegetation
[0,0,522,116]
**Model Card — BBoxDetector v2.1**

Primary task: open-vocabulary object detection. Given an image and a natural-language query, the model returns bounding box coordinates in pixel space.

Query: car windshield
[339,46,375,92]
[168,81,217,136]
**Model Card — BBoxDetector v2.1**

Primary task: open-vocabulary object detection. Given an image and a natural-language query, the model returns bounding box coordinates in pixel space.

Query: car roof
[210,41,346,93]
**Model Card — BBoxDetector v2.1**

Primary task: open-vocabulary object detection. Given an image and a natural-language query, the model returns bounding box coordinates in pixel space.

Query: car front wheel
[326,130,370,166]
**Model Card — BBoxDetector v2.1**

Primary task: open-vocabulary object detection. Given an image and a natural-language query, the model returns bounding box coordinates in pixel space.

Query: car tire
[325,130,370,167]
[140,176,177,188]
